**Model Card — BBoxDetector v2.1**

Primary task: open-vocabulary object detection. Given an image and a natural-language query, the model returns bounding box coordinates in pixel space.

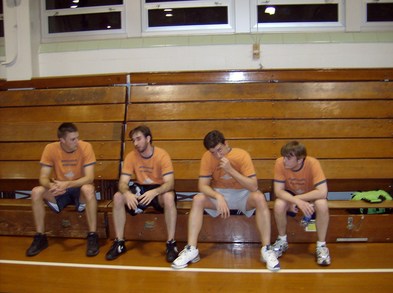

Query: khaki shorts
[204,188,256,218]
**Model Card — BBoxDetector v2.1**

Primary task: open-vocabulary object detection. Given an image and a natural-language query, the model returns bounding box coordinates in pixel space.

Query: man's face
[60,131,79,152]
[283,155,300,170]
[132,131,150,154]
[209,142,230,160]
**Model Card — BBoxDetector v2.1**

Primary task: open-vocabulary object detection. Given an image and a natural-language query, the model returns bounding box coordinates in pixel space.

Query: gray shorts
[204,188,256,218]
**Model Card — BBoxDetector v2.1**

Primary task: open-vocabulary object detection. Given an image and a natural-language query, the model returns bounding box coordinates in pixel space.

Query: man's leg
[161,191,177,241]
[105,192,127,260]
[26,186,50,256]
[247,191,280,271]
[314,198,331,266]
[80,184,99,256]
[80,184,97,233]
[314,198,329,242]
[31,186,48,234]
[172,193,215,269]
[246,190,271,246]
[273,198,289,237]
[161,191,178,262]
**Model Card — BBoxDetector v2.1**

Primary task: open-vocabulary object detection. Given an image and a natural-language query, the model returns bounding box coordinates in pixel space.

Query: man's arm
[118,173,138,210]
[139,173,175,206]
[39,165,54,190]
[219,157,258,192]
[274,181,328,217]
[51,164,95,192]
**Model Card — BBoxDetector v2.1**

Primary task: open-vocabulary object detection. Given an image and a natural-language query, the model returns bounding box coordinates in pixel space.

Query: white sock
[278,235,287,242]
[317,241,326,247]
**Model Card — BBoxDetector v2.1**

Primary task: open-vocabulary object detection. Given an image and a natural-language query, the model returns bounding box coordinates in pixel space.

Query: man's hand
[216,194,230,219]
[49,179,67,196]
[295,199,315,218]
[139,189,158,206]
[125,191,139,210]
[219,157,233,173]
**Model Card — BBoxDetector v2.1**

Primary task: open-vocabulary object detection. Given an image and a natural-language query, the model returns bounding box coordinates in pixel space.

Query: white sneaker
[261,246,280,272]
[77,203,86,212]
[171,245,200,269]
[272,238,289,258]
[316,245,331,266]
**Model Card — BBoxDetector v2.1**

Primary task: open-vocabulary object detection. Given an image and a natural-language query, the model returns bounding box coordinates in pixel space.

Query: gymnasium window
[362,0,393,30]
[251,0,344,32]
[41,0,126,39]
[0,1,4,38]
[142,0,234,34]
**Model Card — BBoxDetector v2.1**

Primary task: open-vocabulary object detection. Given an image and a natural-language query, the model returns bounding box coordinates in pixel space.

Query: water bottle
[301,215,312,227]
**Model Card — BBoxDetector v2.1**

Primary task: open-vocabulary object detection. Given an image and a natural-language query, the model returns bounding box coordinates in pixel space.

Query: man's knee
[80,184,96,200]
[315,198,329,214]
[274,198,288,214]
[161,191,176,209]
[31,186,46,201]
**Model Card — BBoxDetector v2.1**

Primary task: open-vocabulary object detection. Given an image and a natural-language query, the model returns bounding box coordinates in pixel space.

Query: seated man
[105,125,178,262]
[272,140,331,266]
[172,130,279,271]
[26,122,99,257]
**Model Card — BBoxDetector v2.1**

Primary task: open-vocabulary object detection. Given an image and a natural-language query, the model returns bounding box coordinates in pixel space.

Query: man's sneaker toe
[171,245,200,269]
[105,239,127,260]
[86,232,100,257]
[26,233,48,257]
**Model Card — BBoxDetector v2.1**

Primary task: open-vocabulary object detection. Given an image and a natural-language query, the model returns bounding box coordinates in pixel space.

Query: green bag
[350,190,392,214]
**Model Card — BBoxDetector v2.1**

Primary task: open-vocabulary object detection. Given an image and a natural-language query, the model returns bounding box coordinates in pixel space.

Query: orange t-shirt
[274,156,326,195]
[121,146,174,185]
[199,148,256,189]
[40,140,96,181]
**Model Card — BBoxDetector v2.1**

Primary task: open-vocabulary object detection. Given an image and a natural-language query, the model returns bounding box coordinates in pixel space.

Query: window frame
[250,0,345,33]
[40,0,127,42]
[141,0,235,36]
[361,0,393,31]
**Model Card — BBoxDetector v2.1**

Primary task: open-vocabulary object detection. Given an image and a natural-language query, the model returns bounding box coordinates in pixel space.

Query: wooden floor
[0,236,392,293]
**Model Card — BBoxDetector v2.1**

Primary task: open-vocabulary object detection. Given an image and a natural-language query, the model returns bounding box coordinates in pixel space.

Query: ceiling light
[265,6,276,15]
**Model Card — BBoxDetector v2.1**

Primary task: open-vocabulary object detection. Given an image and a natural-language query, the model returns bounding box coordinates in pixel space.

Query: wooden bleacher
[0,69,392,242]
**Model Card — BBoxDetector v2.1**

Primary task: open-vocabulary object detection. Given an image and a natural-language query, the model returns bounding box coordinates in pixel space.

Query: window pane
[0,20,3,38]
[48,12,121,33]
[148,7,228,27]
[258,4,338,23]
[367,3,393,22]
[46,0,123,10]
[0,1,3,38]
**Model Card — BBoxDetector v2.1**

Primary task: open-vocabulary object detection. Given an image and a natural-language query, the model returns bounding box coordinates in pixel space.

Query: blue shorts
[45,187,82,214]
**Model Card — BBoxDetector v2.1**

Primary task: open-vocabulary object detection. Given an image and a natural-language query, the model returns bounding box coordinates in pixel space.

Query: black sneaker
[86,232,100,257]
[105,239,127,260]
[26,233,48,257]
[166,240,179,262]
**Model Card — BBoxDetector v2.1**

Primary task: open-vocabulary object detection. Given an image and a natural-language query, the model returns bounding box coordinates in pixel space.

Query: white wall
[38,42,393,77]
[1,1,393,80]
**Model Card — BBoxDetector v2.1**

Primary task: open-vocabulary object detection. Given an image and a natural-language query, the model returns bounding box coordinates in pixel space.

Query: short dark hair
[280,141,307,159]
[203,130,225,150]
[57,123,78,139]
[130,125,153,143]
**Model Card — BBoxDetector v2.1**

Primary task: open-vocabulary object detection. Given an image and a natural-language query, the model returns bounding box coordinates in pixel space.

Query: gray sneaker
[316,245,331,266]
[272,238,289,258]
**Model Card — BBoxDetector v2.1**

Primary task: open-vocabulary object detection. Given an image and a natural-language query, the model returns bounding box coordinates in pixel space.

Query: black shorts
[125,182,176,216]
[45,187,81,213]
